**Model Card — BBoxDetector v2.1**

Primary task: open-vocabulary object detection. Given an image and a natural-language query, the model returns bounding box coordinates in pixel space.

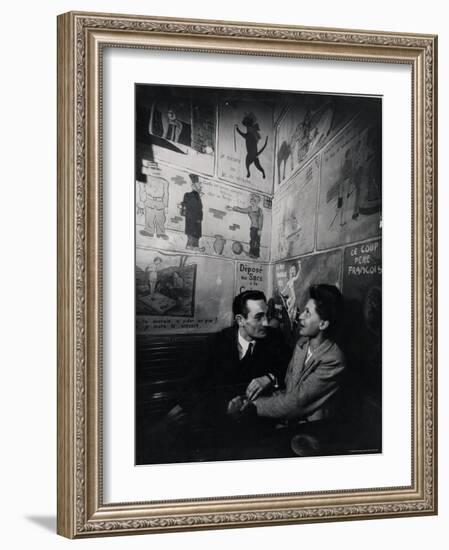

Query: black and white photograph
[2,0,442,545]
[135,85,382,465]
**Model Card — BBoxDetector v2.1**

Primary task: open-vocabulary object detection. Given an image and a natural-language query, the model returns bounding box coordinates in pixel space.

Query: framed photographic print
[57,11,437,538]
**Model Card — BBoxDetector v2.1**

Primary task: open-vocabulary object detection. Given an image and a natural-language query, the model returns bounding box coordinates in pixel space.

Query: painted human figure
[137,160,169,240]
[145,256,163,294]
[163,107,183,142]
[179,173,205,251]
[281,261,302,324]
[227,194,264,258]
[267,274,297,349]
[360,127,381,215]
[172,271,185,289]
[295,110,313,164]
[352,140,364,221]
[336,149,352,228]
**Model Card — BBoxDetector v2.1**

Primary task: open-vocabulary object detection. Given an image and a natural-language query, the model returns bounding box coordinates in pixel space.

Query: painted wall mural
[136,163,272,262]
[276,95,347,187]
[218,98,275,194]
[136,85,216,176]
[134,85,381,345]
[272,251,342,317]
[136,248,235,334]
[317,107,382,250]
[271,157,319,261]
[275,95,379,187]
[136,161,271,261]
[268,250,342,345]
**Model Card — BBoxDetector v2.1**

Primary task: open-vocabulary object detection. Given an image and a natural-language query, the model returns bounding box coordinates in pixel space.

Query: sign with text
[235,261,269,295]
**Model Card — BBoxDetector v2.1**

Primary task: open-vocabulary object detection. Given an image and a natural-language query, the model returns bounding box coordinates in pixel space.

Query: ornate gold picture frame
[57,11,437,538]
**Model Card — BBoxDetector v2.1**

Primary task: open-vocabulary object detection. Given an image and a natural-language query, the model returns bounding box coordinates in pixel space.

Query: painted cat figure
[235,113,268,179]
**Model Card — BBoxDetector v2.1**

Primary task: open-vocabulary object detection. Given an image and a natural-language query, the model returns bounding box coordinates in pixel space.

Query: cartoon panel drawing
[226,193,264,258]
[268,260,303,347]
[276,96,333,186]
[235,113,269,179]
[275,95,373,187]
[136,163,272,261]
[317,106,382,250]
[136,249,235,334]
[136,254,196,317]
[136,85,216,176]
[295,250,342,312]
[218,99,275,194]
[270,250,342,342]
[137,160,170,240]
[271,158,319,261]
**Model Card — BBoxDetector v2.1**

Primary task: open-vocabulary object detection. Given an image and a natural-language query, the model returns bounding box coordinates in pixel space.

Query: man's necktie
[241,342,253,362]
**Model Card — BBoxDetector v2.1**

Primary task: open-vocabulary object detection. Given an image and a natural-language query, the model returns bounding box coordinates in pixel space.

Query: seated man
[150,290,291,462]
[206,290,291,410]
[177,290,291,425]
[228,284,345,456]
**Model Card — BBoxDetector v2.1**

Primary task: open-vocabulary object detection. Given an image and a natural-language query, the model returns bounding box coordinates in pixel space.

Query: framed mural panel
[57,11,437,538]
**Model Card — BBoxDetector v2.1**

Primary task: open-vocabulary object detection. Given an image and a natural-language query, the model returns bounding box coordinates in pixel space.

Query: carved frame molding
[57,11,437,538]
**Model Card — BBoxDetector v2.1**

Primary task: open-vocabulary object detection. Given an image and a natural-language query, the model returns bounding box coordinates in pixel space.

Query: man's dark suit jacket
[183,326,291,419]
[181,190,203,239]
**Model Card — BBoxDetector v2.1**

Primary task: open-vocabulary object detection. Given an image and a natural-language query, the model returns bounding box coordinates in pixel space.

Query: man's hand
[227,395,256,421]
[245,375,272,401]
[227,396,247,419]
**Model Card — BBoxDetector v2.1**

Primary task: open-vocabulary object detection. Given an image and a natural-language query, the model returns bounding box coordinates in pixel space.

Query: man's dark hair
[309,284,344,336]
[232,290,267,318]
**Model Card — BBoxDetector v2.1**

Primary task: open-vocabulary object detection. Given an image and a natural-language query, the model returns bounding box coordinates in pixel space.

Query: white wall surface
[0,1,446,548]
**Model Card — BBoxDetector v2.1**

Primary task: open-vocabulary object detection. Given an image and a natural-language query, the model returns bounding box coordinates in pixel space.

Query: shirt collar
[299,337,332,357]
[238,331,256,355]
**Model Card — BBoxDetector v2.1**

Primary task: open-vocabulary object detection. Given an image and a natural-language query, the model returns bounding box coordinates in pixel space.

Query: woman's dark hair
[309,284,344,336]
[232,290,267,318]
